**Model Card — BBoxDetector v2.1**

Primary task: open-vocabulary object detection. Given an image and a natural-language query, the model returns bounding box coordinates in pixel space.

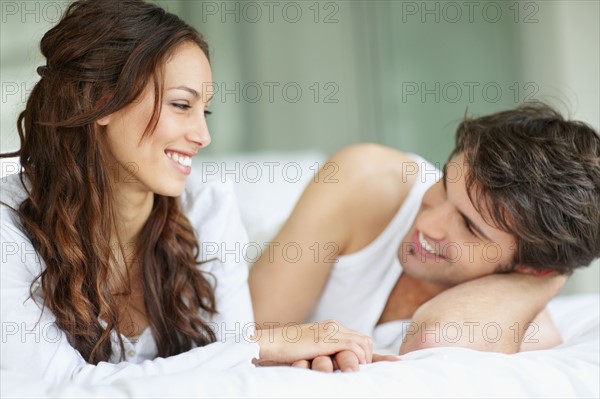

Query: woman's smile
[165,150,193,175]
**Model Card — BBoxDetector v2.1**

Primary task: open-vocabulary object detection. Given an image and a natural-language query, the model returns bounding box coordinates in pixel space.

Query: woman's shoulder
[179,173,238,221]
[0,173,29,211]
[0,173,31,242]
[179,173,247,252]
[1,174,42,279]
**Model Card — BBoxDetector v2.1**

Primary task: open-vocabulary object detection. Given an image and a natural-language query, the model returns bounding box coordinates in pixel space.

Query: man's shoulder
[328,144,422,254]
[330,143,419,174]
[327,144,421,194]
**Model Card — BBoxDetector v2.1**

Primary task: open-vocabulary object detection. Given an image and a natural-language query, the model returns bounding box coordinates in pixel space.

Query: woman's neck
[112,184,154,247]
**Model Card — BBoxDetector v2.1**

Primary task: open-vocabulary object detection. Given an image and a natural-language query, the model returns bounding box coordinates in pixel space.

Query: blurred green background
[1,0,598,292]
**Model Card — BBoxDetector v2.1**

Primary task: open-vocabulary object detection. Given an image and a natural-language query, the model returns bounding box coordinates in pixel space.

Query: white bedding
[2,153,599,397]
[3,294,598,398]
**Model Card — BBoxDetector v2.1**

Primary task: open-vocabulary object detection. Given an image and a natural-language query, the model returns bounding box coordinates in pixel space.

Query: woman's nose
[187,112,211,148]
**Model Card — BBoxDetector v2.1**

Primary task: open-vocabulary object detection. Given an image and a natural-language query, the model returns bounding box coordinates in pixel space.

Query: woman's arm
[0,220,258,386]
[1,179,374,384]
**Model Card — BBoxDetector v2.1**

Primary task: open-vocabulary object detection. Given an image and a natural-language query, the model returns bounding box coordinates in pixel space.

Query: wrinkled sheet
[3,294,598,398]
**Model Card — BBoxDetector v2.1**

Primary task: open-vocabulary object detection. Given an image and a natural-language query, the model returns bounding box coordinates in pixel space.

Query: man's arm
[249,144,416,327]
[399,273,566,354]
[519,308,562,351]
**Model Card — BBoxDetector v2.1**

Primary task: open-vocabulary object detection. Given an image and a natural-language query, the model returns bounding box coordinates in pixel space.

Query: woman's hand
[253,320,373,366]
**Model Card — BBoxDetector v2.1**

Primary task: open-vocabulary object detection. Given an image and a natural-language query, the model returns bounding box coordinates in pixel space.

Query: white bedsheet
[3,294,598,398]
[2,154,598,397]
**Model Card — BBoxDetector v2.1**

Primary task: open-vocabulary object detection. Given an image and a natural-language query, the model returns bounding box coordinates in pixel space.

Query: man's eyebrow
[442,162,491,241]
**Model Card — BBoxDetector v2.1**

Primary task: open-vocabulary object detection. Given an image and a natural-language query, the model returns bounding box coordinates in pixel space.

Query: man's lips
[411,230,446,260]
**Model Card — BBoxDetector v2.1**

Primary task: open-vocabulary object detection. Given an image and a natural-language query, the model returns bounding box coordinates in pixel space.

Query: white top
[0,172,259,385]
[306,154,440,351]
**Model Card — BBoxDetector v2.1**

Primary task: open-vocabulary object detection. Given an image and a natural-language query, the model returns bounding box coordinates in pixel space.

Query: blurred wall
[512,1,600,294]
[1,0,598,292]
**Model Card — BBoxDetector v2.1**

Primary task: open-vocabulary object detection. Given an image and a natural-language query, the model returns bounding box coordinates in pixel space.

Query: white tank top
[305,153,440,351]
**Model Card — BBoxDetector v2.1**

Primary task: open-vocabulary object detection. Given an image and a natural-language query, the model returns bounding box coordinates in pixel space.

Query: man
[249,103,600,371]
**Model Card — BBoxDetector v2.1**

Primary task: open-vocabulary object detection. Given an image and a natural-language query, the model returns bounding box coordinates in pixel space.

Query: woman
[0,0,372,385]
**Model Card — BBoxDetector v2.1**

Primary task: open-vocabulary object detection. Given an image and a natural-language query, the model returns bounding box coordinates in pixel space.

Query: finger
[345,332,373,364]
[372,353,401,363]
[331,356,339,371]
[346,340,367,365]
[254,360,290,367]
[291,359,311,369]
[321,321,371,364]
[311,355,334,373]
[334,350,359,372]
[362,335,374,363]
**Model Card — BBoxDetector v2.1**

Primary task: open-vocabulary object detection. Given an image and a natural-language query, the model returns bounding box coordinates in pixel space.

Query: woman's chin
[153,183,186,197]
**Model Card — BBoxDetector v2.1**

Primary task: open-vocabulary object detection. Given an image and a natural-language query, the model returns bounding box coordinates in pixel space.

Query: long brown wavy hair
[0,0,218,363]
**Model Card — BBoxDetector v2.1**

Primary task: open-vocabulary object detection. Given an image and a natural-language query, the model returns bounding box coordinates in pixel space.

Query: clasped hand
[253,320,399,372]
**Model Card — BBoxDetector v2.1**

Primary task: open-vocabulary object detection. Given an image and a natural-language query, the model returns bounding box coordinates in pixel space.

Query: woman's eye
[204,110,212,117]
[172,103,191,110]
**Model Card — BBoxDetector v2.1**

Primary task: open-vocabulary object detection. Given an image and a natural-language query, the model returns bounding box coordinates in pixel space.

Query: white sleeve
[0,189,259,386]
[189,178,256,342]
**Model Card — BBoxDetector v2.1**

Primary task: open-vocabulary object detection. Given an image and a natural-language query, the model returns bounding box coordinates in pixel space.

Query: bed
[1,152,599,398]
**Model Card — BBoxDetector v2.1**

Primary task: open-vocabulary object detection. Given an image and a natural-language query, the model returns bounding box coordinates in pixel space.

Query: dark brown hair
[1,0,217,363]
[450,102,600,274]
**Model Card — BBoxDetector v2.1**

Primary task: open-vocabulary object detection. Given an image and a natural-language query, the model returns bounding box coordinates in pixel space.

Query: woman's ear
[96,115,112,126]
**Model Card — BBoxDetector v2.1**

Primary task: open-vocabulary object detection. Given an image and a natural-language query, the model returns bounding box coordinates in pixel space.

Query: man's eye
[465,220,476,236]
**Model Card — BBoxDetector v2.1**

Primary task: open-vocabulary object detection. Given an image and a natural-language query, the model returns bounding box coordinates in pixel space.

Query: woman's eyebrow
[168,86,214,104]
[169,86,199,98]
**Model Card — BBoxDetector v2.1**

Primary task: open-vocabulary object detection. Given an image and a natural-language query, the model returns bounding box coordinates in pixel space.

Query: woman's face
[99,42,212,197]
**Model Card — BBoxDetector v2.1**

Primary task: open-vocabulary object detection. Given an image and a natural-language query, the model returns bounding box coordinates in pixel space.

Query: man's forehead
[443,153,468,178]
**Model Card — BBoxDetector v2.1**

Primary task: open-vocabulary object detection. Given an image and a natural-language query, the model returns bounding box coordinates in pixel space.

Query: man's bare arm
[399,273,566,355]
[250,144,415,327]
[519,308,562,351]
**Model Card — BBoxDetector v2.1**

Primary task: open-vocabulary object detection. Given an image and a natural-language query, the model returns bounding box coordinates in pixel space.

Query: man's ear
[514,265,554,277]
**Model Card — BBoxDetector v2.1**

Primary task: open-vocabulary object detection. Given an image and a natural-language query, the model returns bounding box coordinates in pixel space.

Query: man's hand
[291,351,400,372]
[253,320,373,366]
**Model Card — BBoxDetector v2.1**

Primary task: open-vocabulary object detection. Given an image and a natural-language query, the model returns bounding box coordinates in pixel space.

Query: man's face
[398,153,517,287]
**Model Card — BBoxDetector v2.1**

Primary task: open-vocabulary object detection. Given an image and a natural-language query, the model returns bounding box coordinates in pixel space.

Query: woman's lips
[165,151,191,175]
